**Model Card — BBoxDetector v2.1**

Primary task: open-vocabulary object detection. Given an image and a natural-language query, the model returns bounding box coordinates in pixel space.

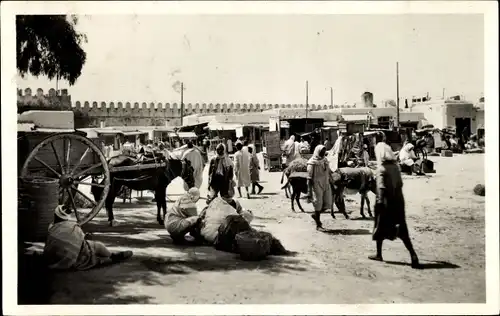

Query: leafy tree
[16,15,87,85]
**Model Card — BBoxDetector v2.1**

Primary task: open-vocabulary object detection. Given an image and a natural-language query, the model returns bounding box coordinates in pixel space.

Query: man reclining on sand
[44,206,133,271]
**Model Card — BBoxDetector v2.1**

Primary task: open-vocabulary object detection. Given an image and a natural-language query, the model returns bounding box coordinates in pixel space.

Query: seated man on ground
[449,135,462,153]
[165,187,203,244]
[197,189,254,246]
[464,135,484,153]
[398,142,421,175]
[43,206,133,271]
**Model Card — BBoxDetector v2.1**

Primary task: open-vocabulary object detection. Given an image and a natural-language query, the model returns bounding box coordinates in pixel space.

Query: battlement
[17,87,71,109]
[17,87,348,128]
[71,101,337,112]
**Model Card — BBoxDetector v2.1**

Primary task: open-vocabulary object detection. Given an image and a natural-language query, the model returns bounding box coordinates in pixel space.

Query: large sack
[214,214,251,253]
[199,197,239,244]
[235,230,272,261]
[234,230,289,261]
[473,184,485,196]
[287,158,308,172]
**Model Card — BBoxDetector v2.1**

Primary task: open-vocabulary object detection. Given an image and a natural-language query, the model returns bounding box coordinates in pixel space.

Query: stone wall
[17,87,341,128]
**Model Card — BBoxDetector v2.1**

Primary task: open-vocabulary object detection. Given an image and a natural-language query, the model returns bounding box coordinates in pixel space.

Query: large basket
[18,177,59,242]
[235,230,272,261]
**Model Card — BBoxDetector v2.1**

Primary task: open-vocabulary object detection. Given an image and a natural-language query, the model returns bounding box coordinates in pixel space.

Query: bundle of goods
[235,230,289,261]
[473,184,485,196]
[287,158,308,173]
[214,214,251,253]
[441,150,453,157]
[235,230,273,261]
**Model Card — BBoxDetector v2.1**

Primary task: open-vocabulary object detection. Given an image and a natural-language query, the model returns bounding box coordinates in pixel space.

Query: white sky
[17,14,484,105]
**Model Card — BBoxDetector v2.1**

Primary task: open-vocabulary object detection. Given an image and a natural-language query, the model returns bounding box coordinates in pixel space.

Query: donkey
[331,167,377,219]
[281,167,376,219]
[91,154,195,226]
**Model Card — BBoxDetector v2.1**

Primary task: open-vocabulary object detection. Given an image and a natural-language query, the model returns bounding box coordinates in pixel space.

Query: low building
[474,98,484,136]
[317,106,425,130]
[410,98,481,136]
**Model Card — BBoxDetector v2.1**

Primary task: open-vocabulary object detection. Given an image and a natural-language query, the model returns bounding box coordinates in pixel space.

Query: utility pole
[305,80,309,124]
[442,88,445,99]
[396,62,400,129]
[180,82,184,126]
[330,87,333,107]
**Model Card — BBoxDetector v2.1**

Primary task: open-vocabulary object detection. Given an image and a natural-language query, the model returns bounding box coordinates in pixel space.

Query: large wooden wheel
[20,133,111,225]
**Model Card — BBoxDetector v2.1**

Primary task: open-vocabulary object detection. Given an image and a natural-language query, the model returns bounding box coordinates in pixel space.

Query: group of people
[43,143,281,270]
[286,131,421,269]
[44,128,421,271]
[208,139,264,200]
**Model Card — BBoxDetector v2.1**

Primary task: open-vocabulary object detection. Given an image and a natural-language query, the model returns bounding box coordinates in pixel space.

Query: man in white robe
[181,141,205,190]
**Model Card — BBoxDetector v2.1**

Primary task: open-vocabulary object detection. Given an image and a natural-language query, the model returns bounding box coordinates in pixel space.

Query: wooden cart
[18,130,169,226]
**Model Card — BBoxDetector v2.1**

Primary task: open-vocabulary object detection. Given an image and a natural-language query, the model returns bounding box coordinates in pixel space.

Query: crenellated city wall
[17,87,342,128]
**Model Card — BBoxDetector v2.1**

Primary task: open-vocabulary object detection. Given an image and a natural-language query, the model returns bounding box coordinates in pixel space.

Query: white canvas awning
[280,121,290,128]
[123,131,148,136]
[94,129,124,135]
[324,121,339,127]
[207,121,244,131]
[168,131,198,139]
[340,114,368,122]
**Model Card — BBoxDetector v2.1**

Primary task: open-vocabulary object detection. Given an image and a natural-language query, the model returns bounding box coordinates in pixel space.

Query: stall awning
[123,131,148,136]
[168,131,198,139]
[341,114,368,122]
[178,122,209,132]
[363,131,381,136]
[245,123,267,128]
[95,129,124,135]
[207,122,243,131]
[19,124,75,133]
[324,121,339,127]
[152,127,175,132]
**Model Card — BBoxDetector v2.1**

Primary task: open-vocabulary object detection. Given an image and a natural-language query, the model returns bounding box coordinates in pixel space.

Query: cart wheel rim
[20,133,110,225]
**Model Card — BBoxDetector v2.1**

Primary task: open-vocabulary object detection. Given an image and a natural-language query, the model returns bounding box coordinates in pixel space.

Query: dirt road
[32,153,485,304]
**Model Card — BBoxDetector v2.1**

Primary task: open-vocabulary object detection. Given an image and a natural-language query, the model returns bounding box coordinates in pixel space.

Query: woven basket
[18,177,59,242]
[235,230,272,261]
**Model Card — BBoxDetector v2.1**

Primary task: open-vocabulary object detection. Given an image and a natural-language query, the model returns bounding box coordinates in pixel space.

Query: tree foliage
[16,15,87,85]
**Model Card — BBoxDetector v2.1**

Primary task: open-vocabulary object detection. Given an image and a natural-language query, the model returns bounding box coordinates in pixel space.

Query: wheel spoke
[73,162,103,179]
[50,141,64,175]
[70,147,90,176]
[71,185,97,207]
[66,187,80,220]
[74,180,106,188]
[65,137,72,174]
[33,156,61,177]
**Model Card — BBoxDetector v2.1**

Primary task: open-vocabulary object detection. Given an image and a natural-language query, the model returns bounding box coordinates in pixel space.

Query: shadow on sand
[259,192,279,196]
[349,217,375,221]
[319,228,372,236]
[384,260,460,270]
[20,210,306,305]
[248,195,269,200]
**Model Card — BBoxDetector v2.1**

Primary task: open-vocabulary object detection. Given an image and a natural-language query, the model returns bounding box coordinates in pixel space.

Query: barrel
[18,177,59,242]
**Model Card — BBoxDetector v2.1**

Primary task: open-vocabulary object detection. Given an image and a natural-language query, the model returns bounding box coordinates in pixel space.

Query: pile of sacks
[198,197,289,261]
[285,158,308,175]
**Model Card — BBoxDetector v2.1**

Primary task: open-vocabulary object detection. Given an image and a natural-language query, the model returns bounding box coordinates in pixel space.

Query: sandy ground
[25,153,485,304]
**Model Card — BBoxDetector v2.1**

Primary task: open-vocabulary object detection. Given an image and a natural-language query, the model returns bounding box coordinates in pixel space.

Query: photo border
[2,1,498,315]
